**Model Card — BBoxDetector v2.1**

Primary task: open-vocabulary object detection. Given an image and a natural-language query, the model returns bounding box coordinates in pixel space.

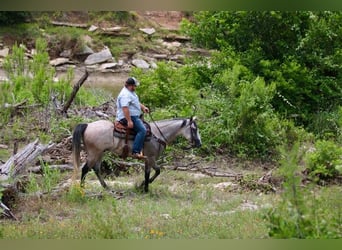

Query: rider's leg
[131,116,146,155]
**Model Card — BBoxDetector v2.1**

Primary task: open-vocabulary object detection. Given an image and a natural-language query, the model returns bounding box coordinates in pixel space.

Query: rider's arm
[140,104,149,113]
[122,106,133,128]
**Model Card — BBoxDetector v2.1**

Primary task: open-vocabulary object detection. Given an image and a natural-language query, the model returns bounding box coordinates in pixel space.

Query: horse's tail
[72,123,88,171]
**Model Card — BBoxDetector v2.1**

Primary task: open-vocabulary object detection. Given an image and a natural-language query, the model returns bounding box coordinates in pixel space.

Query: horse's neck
[153,119,184,143]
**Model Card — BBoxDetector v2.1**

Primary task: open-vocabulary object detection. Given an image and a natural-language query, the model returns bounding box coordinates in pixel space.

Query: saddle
[113,120,152,141]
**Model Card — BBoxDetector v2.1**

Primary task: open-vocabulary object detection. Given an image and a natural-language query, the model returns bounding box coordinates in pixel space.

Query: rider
[116,77,149,159]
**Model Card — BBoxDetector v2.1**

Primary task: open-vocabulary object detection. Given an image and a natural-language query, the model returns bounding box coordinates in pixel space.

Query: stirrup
[131,153,147,160]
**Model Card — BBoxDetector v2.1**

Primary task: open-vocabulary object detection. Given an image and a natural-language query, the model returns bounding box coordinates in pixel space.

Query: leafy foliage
[306,140,342,182]
[0,12,30,25]
[265,144,341,238]
[182,11,342,135]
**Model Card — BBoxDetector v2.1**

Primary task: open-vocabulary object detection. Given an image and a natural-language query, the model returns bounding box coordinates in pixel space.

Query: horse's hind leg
[80,162,90,187]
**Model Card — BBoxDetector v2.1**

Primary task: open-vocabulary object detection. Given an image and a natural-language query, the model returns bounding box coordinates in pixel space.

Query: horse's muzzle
[194,139,202,148]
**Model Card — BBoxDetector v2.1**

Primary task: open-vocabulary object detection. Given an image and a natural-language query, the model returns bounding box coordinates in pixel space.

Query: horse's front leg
[149,164,160,184]
[143,160,151,192]
[94,161,109,190]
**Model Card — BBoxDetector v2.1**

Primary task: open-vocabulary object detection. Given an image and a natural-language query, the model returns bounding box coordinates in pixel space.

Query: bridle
[148,113,168,148]
[148,114,199,149]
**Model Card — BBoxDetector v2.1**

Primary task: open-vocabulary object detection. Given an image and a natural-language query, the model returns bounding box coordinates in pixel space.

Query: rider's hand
[143,106,149,113]
[127,120,134,129]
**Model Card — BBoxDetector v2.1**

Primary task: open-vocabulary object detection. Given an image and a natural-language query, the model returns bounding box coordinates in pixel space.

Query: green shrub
[197,74,282,159]
[132,61,198,113]
[265,143,341,238]
[306,140,342,182]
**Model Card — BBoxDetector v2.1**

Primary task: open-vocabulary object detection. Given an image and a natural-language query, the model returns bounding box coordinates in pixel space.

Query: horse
[72,117,202,192]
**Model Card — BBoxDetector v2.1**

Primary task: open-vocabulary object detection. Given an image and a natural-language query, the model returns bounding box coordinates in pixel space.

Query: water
[60,69,129,97]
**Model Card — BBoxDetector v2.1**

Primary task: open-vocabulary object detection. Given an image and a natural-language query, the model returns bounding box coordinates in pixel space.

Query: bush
[265,144,341,238]
[132,61,198,114]
[0,12,30,25]
[196,71,282,159]
[306,140,342,183]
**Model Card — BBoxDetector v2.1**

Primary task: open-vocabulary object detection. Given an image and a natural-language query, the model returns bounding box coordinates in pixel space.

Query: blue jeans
[131,116,147,154]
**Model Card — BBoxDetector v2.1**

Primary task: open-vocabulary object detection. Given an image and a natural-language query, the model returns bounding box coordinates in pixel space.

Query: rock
[60,49,72,58]
[139,28,156,35]
[162,41,181,49]
[132,59,150,69]
[152,54,168,59]
[84,48,113,65]
[88,25,98,32]
[99,62,118,70]
[0,47,9,58]
[77,45,94,55]
[85,64,99,72]
[82,35,93,44]
[117,59,124,66]
[49,58,70,66]
[150,62,158,69]
[160,213,171,220]
[169,54,184,63]
[240,201,259,211]
[0,75,9,82]
[213,182,236,190]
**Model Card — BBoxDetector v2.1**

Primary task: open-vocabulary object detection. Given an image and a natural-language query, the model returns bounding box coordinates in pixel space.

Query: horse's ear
[190,116,197,123]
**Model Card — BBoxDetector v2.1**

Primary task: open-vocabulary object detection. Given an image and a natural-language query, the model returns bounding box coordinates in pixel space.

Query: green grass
[1,170,273,239]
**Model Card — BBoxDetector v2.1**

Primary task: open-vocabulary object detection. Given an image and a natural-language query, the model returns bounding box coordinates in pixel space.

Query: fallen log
[0,139,54,220]
[0,139,55,181]
[51,21,88,28]
[0,201,18,220]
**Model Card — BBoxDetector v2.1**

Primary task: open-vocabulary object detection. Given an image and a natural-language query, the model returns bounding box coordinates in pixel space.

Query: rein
[148,112,168,147]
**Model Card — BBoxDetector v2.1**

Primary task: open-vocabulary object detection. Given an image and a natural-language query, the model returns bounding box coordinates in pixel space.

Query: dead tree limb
[1,201,18,220]
[50,21,88,28]
[62,70,89,116]
[0,139,55,182]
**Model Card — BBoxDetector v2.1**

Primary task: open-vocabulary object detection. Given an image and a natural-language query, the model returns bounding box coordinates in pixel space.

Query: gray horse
[72,117,202,192]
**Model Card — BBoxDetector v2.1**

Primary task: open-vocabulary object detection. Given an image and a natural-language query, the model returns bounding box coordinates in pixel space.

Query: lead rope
[148,112,168,145]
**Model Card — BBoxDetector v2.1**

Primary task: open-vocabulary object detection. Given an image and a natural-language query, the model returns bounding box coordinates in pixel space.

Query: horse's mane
[151,118,187,128]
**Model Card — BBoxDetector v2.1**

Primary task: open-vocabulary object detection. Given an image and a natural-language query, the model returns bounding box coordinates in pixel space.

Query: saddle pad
[113,120,152,141]
[113,131,151,141]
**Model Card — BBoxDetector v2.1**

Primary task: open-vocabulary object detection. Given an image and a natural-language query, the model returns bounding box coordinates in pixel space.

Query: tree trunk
[61,70,88,116]
[0,139,54,182]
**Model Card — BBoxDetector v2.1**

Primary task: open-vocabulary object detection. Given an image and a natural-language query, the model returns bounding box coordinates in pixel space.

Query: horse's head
[180,117,202,148]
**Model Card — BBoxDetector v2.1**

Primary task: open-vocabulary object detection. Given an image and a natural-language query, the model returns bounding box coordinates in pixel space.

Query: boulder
[49,58,70,66]
[0,47,9,58]
[132,59,150,69]
[139,28,156,35]
[99,62,118,70]
[77,45,94,55]
[84,48,112,65]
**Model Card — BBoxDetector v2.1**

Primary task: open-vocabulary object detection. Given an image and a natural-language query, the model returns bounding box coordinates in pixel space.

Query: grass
[1,169,272,239]
[2,165,339,239]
